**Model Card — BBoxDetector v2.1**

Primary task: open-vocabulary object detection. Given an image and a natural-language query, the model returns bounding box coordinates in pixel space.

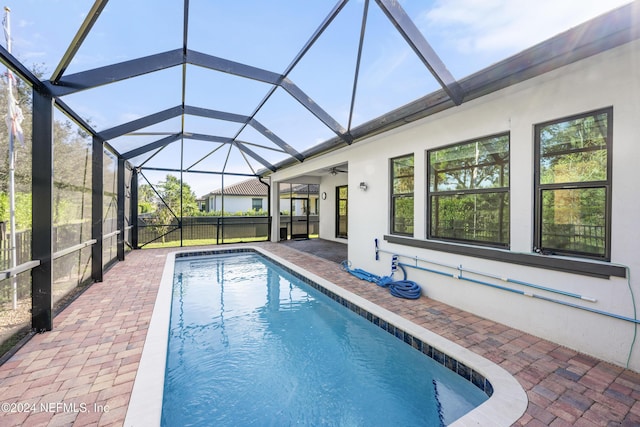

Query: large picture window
[534,108,612,260]
[391,155,414,235]
[428,134,510,247]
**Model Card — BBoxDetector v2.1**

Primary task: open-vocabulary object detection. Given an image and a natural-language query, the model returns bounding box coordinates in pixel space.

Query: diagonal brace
[46,49,184,97]
[375,0,464,105]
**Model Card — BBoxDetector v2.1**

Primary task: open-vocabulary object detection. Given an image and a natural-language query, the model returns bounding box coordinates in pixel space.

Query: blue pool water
[161,253,488,426]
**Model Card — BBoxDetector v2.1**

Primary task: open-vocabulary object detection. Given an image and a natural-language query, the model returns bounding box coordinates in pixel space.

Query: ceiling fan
[328,166,348,175]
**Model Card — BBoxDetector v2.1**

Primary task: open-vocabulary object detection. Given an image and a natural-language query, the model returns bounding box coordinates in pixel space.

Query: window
[534,108,612,260]
[428,133,510,247]
[391,154,414,235]
[252,198,263,211]
[336,185,348,238]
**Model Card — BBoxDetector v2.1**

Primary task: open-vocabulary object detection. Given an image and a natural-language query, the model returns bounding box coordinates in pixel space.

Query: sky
[2,0,633,197]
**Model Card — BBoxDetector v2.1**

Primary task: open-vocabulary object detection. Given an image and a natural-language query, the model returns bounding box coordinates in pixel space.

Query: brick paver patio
[0,243,639,426]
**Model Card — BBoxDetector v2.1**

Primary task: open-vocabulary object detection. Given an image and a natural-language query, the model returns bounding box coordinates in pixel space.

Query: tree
[52,120,92,226]
[429,135,510,244]
[157,175,198,216]
[142,174,199,242]
[0,66,35,226]
[0,64,94,232]
[137,184,156,214]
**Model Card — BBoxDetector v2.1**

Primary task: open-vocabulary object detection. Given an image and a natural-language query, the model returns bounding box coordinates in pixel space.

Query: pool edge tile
[123,252,176,427]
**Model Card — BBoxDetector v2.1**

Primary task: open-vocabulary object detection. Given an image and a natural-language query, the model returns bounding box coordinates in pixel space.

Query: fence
[0,229,31,302]
[0,227,30,271]
[281,215,320,238]
[542,223,605,254]
[138,215,320,247]
[1,214,322,269]
[432,221,604,252]
[0,220,123,303]
[432,219,507,244]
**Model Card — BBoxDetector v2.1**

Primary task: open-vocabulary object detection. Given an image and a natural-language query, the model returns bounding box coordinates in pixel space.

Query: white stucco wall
[269,40,640,371]
[207,195,267,213]
[318,173,348,242]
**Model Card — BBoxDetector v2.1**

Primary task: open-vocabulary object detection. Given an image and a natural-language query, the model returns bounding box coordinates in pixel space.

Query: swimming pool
[164,251,487,425]
[125,247,527,426]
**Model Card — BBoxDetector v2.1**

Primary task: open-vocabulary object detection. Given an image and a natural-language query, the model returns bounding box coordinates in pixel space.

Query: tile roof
[208,179,268,196]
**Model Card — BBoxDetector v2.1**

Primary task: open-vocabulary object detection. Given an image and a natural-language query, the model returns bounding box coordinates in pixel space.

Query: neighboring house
[279,183,320,215]
[201,179,268,213]
[196,197,207,212]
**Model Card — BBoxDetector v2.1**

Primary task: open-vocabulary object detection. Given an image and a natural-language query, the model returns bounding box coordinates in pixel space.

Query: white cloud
[119,112,144,124]
[63,103,107,130]
[361,48,411,87]
[420,0,632,55]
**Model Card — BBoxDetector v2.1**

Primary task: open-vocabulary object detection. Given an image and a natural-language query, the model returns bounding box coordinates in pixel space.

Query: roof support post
[117,157,125,261]
[131,169,139,249]
[31,88,54,332]
[92,136,104,282]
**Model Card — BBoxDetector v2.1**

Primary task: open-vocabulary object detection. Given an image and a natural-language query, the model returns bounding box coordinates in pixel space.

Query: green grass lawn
[142,236,269,249]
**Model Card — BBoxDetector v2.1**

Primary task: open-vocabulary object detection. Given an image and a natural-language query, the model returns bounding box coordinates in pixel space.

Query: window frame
[390,154,414,236]
[335,185,348,239]
[251,198,263,211]
[427,132,510,248]
[533,107,613,261]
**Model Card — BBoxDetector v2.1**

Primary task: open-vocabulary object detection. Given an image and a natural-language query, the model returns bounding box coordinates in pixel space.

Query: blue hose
[387,280,422,299]
[341,261,422,300]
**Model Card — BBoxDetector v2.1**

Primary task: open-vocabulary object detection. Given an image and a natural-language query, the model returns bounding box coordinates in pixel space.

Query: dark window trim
[251,198,263,210]
[533,106,613,261]
[427,132,510,247]
[336,185,348,239]
[391,194,414,237]
[390,154,414,237]
[432,187,510,197]
[384,235,626,279]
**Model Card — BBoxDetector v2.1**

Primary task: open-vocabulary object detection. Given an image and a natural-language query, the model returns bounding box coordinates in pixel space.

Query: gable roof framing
[2,0,637,181]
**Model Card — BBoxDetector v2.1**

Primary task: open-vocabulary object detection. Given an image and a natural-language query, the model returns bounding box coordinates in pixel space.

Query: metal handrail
[103,229,121,239]
[52,239,97,260]
[0,260,40,281]
[1,235,116,278]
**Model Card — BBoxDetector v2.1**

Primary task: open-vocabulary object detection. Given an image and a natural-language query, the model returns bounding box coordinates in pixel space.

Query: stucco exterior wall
[207,195,267,213]
[269,40,640,371]
[318,173,348,242]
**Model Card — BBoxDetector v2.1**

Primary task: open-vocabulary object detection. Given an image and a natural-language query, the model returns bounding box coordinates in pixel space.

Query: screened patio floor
[0,242,639,426]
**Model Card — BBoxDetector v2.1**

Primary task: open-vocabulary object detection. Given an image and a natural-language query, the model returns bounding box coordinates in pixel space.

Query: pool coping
[124,246,528,426]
